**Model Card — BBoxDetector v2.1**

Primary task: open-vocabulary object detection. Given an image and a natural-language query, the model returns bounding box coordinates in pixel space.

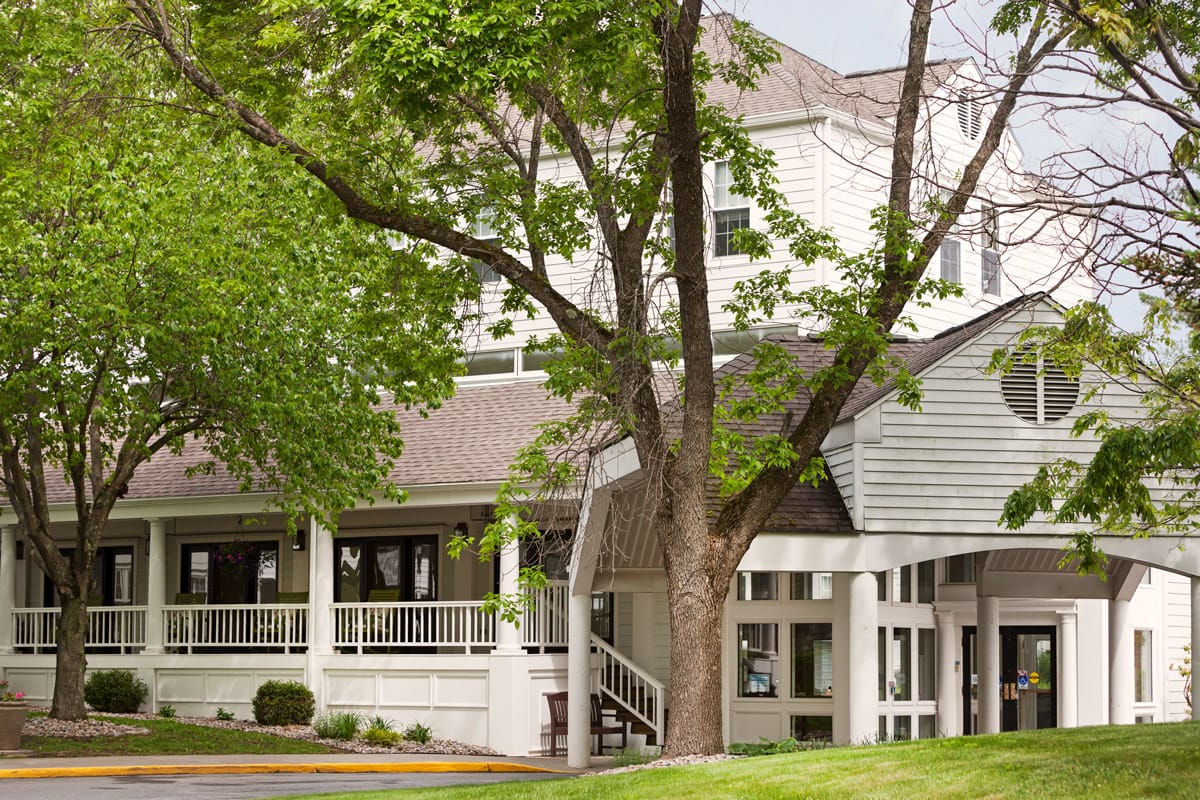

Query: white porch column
[0,525,15,655]
[494,523,522,654]
[935,610,958,737]
[1192,579,1200,721]
[846,571,878,744]
[1058,610,1078,728]
[977,594,1001,734]
[567,590,592,769]
[309,518,334,656]
[142,519,167,654]
[1109,597,1133,725]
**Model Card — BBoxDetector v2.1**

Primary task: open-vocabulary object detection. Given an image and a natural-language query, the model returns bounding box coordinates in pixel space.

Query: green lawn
[268,721,1200,800]
[17,715,340,757]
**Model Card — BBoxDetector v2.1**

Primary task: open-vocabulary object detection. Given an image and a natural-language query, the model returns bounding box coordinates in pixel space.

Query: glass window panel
[790,572,833,600]
[411,540,437,601]
[981,249,1001,295]
[944,555,975,584]
[878,626,887,701]
[337,545,362,602]
[918,628,936,701]
[917,561,935,604]
[256,547,277,603]
[465,349,515,376]
[894,715,912,741]
[919,714,936,739]
[714,161,747,208]
[878,715,887,741]
[876,571,888,602]
[738,623,779,697]
[790,715,833,742]
[1135,629,1153,703]
[373,544,402,589]
[940,238,961,283]
[737,572,777,601]
[791,623,834,698]
[893,627,912,701]
[113,552,133,605]
[521,348,563,372]
[894,565,911,604]
[713,208,750,257]
[188,549,209,596]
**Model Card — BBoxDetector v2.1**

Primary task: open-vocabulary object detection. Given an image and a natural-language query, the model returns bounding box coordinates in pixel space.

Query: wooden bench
[545,691,626,756]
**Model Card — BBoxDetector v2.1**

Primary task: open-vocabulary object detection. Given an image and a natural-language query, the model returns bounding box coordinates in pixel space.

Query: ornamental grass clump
[312,711,362,740]
[251,680,314,726]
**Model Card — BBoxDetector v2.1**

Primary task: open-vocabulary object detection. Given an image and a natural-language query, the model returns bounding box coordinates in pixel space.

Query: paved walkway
[0,751,594,779]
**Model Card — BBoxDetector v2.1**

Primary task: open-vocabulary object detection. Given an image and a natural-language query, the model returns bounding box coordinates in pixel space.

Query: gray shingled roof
[17,380,573,506]
[702,14,969,124]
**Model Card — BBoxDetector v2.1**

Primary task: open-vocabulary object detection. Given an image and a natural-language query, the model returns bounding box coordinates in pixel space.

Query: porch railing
[9,582,569,655]
[163,604,307,654]
[522,580,569,649]
[12,606,147,653]
[592,633,665,743]
[331,601,493,654]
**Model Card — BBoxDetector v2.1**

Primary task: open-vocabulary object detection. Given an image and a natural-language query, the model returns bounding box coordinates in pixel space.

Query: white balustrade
[592,633,665,742]
[522,581,569,649]
[12,606,147,653]
[162,604,308,654]
[331,601,494,654]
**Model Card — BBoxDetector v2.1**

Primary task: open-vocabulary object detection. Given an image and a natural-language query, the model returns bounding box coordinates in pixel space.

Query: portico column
[0,525,15,655]
[977,594,1001,734]
[1109,597,1133,724]
[566,589,592,768]
[309,518,334,656]
[142,519,167,654]
[494,523,523,654]
[1058,610,1078,728]
[935,611,958,736]
[846,571,878,744]
[1192,579,1200,722]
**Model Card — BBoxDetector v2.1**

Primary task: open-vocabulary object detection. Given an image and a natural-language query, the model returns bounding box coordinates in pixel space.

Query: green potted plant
[0,678,28,750]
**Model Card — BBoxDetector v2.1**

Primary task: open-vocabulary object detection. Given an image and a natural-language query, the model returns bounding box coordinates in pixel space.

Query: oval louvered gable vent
[958,93,982,140]
[1000,353,1079,424]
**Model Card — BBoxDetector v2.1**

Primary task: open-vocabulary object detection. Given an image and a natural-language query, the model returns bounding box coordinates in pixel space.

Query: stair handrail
[590,633,665,742]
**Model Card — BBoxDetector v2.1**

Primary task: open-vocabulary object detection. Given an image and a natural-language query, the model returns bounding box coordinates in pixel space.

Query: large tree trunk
[51,595,89,720]
[661,513,729,757]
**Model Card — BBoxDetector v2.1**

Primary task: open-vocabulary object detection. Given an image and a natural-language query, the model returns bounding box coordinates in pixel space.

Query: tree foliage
[0,0,463,719]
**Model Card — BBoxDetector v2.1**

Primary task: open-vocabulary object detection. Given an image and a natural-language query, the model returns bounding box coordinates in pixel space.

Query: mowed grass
[269,721,1200,800]
[17,715,340,757]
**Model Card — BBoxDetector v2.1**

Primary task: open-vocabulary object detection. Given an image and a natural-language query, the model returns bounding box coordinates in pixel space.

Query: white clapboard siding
[1164,573,1193,720]
[857,309,1143,534]
[823,442,856,522]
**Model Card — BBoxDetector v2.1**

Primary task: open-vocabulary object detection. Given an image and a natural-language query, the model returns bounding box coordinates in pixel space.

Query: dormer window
[713,161,749,257]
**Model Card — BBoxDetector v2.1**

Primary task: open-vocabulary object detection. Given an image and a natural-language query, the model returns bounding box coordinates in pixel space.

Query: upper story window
[471,208,502,284]
[981,203,1001,296]
[713,161,749,257]
[937,190,961,284]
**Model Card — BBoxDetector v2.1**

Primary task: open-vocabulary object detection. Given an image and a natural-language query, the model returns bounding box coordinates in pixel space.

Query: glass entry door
[962,626,1057,734]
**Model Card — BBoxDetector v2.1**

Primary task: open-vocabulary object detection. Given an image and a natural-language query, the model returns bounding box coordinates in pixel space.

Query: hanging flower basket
[214,540,260,576]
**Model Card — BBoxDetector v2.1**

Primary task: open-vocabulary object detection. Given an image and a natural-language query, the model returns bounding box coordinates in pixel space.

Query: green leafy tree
[0,1,464,720]
[122,0,1064,754]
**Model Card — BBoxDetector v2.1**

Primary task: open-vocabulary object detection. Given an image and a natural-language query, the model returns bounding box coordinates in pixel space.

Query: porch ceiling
[979,548,1145,601]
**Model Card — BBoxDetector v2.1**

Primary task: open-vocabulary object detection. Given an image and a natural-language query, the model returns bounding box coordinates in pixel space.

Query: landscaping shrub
[361,726,401,746]
[251,680,315,726]
[367,714,394,731]
[215,707,235,721]
[84,670,148,713]
[312,711,362,740]
[157,704,177,719]
[403,721,433,744]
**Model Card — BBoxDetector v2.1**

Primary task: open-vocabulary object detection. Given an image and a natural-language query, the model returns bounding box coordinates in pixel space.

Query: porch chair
[544,691,627,757]
[169,592,207,652]
[361,588,401,652]
[275,591,309,604]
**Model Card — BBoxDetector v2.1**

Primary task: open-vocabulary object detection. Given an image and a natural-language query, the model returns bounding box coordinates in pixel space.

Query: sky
[727,0,1157,330]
